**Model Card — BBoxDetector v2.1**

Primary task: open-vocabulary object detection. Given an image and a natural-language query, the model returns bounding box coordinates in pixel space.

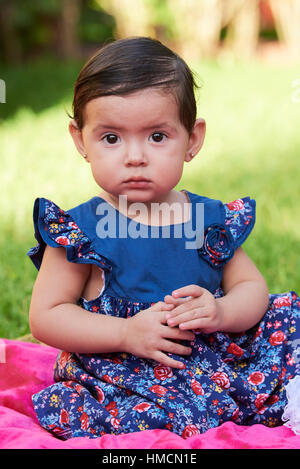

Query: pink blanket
[0,338,299,449]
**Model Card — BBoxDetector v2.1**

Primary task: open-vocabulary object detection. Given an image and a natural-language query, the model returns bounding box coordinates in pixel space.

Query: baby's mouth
[124,177,151,183]
[123,177,152,187]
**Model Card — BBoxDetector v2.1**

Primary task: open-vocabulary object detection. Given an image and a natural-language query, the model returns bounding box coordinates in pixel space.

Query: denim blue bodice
[27,191,255,308]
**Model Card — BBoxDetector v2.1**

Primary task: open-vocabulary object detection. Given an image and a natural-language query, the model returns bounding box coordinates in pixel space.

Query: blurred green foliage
[79,1,115,43]
[0,0,115,63]
[0,0,282,64]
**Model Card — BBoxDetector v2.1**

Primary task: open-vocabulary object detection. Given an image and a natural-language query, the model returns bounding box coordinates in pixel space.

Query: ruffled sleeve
[223,197,256,248]
[198,197,256,269]
[27,198,112,272]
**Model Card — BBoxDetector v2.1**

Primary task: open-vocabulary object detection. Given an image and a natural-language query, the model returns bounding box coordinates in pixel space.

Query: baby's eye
[149,132,167,143]
[102,134,120,144]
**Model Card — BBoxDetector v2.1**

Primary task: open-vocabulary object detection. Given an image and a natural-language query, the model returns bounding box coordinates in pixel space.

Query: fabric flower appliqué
[198,223,235,269]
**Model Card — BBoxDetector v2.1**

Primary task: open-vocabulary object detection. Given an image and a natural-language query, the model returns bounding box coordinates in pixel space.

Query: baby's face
[75,88,196,205]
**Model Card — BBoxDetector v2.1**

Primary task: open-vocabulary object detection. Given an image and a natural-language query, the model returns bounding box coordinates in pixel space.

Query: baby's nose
[124,145,147,165]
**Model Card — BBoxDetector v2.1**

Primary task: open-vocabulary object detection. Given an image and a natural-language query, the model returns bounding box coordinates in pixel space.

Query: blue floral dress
[27,190,300,440]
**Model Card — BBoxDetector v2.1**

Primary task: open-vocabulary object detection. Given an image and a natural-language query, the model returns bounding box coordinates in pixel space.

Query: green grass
[1,56,300,339]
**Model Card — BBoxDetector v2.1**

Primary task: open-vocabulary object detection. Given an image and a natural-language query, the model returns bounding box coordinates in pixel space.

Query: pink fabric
[0,339,299,449]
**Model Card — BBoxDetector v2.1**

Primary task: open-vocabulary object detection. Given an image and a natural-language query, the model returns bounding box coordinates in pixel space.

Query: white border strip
[0,339,6,363]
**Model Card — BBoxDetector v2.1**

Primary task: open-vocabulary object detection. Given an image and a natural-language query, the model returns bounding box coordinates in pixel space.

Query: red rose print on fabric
[133,402,152,413]
[247,371,265,386]
[269,331,286,346]
[227,342,244,357]
[95,385,105,403]
[274,296,292,308]
[254,394,270,414]
[59,409,69,425]
[79,411,89,431]
[149,385,168,396]
[111,417,121,429]
[55,236,70,246]
[226,199,245,211]
[153,364,173,381]
[191,378,205,395]
[182,424,200,439]
[211,372,231,389]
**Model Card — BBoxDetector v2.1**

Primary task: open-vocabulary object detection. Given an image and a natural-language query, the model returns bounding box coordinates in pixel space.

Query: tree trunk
[223,0,260,59]
[0,0,22,63]
[58,0,81,59]
[166,0,223,60]
[269,0,300,59]
[99,0,155,38]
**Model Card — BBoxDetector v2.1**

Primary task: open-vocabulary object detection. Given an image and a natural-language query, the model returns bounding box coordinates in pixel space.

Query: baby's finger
[165,300,196,319]
[149,301,174,312]
[164,294,193,306]
[167,308,208,328]
[161,339,192,357]
[166,297,207,321]
[154,351,186,370]
[178,317,211,331]
[172,284,207,299]
[163,325,195,342]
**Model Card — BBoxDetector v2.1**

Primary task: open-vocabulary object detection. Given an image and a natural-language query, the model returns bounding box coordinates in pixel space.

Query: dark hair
[71,37,199,134]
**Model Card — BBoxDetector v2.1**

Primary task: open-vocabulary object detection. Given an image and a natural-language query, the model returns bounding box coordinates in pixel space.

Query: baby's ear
[185,118,206,162]
[69,120,87,159]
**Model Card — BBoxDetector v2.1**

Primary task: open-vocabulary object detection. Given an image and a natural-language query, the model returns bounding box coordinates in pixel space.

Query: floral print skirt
[32,291,300,440]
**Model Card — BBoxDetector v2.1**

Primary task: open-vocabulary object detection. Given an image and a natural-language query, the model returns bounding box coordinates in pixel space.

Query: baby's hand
[123,301,195,369]
[164,284,223,334]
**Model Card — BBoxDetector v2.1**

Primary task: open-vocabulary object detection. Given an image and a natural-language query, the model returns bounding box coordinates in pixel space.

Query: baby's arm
[165,247,269,333]
[29,245,128,353]
[215,246,269,332]
[29,245,194,367]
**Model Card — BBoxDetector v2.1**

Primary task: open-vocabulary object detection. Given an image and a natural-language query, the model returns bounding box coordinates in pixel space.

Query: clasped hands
[124,284,223,369]
[164,284,223,334]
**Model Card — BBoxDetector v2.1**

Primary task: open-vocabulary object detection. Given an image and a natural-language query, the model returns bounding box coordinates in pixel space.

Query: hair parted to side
[71,37,200,134]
